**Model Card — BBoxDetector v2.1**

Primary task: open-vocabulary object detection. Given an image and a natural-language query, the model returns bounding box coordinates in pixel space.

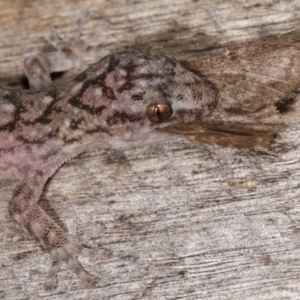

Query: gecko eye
[146,103,173,123]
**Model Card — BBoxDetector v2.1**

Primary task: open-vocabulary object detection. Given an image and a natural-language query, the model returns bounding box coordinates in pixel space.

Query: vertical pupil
[155,106,160,117]
[146,103,172,122]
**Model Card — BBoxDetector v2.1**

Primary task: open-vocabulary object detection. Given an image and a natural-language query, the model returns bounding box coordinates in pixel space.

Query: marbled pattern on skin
[2,43,300,289]
[2,51,217,289]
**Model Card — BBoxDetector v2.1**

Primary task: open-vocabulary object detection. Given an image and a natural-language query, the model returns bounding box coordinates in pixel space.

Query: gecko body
[1,51,217,289]
[4,42,300,289]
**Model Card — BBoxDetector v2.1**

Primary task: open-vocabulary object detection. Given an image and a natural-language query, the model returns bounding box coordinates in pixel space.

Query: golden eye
[146,103,173,123]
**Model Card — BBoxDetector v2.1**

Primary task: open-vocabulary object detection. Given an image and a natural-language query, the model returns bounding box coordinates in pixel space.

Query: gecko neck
[10,85,110,160]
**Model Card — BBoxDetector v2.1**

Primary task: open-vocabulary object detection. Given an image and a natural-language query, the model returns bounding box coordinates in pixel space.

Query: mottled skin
[3,43,300,289]
[0,51,217,289]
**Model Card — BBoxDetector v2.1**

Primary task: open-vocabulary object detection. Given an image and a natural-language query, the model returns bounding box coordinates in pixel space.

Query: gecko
[2,42,300,289]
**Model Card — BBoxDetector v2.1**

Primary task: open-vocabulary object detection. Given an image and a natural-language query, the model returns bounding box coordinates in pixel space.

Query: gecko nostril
[146,103,173,123]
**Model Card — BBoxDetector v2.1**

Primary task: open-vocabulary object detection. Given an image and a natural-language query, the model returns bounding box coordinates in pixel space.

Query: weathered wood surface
[2,0,300,299]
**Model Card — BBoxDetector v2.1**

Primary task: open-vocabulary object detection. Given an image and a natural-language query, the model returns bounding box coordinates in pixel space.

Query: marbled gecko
[2,43,300,289]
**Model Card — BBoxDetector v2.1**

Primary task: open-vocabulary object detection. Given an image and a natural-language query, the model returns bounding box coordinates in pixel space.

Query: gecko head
[104,52,219,147]
[72,52,219,148]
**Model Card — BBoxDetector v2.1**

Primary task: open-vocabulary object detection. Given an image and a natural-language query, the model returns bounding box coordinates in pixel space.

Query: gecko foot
[42,10,110,72]
[43,236,113,290]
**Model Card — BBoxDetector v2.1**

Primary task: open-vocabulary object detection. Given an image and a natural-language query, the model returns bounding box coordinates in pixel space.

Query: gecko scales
[2,42,300,289]
[1,50,217,289]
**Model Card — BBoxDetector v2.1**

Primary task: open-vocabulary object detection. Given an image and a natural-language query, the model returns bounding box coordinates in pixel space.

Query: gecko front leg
[8,170,102,289]
[24,51,73,91]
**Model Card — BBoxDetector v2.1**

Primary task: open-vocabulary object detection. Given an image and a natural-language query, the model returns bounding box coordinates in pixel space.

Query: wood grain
[1,0,300,299]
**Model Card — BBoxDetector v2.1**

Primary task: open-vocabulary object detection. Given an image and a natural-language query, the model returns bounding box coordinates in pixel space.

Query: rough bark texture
[2,0,300,299]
